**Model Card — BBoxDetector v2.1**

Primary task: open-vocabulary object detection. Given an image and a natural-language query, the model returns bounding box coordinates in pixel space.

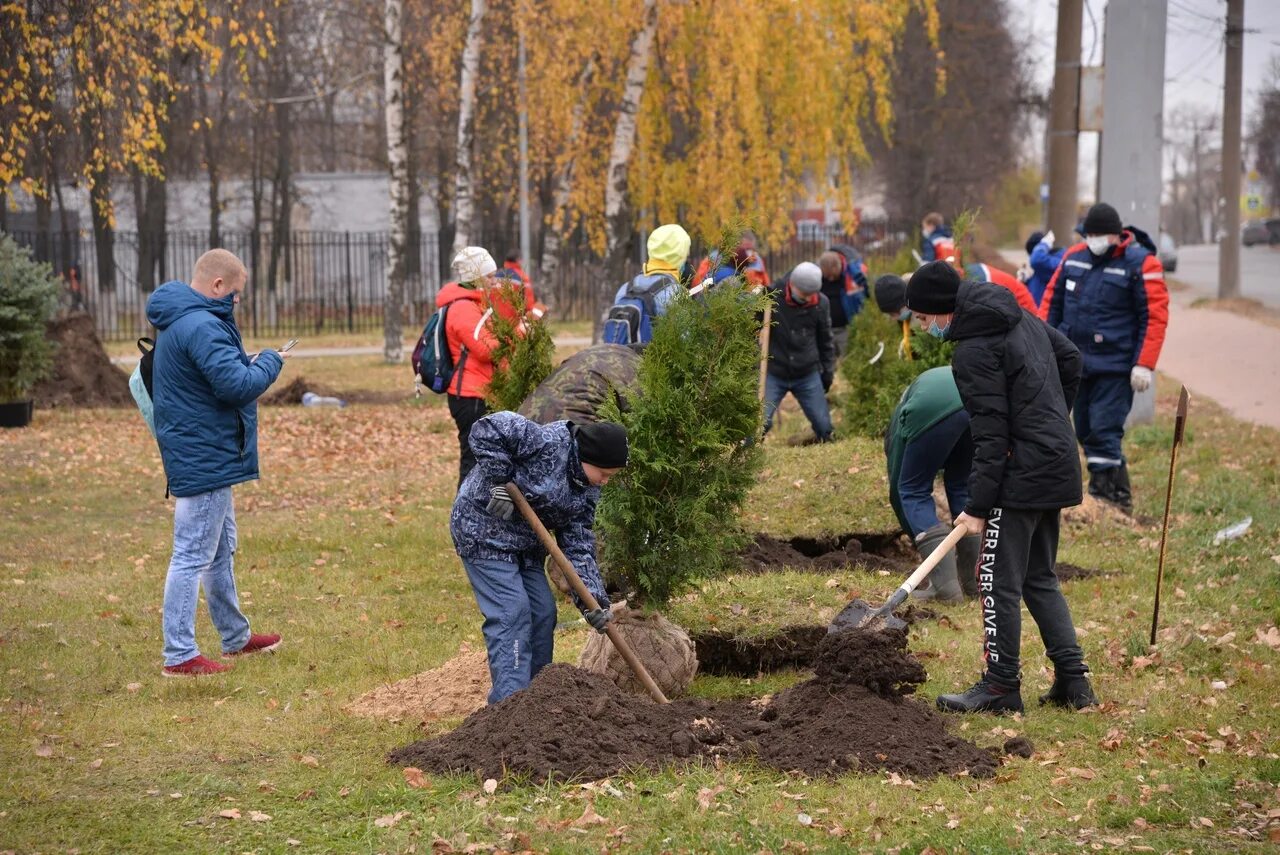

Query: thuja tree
[596,281,768,607]
[484,281,555,412]
[839,290,953,438]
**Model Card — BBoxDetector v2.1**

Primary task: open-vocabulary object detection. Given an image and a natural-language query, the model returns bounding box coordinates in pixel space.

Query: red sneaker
[228,633,282,656]
[162,655,233,677]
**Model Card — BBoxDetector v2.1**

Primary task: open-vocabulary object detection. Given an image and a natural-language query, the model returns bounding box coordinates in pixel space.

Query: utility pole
[1219,0,1244,299]
[1048,0,1083,239]
[517,25,532,272]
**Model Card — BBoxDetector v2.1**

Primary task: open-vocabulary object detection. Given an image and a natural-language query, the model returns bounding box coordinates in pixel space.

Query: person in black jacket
[763,262,836,441]
[906,261,1097,714]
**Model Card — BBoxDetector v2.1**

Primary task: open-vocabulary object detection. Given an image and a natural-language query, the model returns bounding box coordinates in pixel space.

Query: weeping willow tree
[596,279,769,606]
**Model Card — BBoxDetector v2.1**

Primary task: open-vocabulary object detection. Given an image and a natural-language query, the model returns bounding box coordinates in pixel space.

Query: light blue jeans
[162,487,251,666]
[461,555,557,704]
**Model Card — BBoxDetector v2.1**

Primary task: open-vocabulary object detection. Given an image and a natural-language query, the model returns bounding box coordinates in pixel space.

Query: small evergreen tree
[0,235,60,402]
[839,283,953,438]
[483,280,555,412]
[596,280,768,607]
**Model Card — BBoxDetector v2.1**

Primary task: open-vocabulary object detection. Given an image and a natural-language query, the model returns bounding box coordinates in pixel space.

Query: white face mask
[1085,236,1113,256]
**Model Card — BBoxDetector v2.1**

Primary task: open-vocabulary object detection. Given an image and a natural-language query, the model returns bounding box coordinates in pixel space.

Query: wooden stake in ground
[1150,385,1190,646]
[504,482,670,704]
[758,301,772,403]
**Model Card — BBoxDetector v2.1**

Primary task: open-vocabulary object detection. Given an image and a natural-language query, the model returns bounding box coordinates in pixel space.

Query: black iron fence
[5,222,915,342]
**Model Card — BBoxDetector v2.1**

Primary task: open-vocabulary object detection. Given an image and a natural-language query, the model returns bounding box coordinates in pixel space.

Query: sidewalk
[1158,290,1280,430]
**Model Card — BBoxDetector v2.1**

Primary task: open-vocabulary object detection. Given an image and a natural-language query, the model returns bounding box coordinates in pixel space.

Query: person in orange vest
[964,263,1037,313]
[920,212,959,266]
[494,252,547,324]
[691,229,770,291]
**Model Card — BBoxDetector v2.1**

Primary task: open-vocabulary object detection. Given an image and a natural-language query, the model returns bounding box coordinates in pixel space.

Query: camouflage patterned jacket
[517,344,640,425]
[449,412,608,608]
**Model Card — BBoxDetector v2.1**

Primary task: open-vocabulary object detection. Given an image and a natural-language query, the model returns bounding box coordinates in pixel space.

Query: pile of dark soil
[693,608,938,677]
[33,312,132,408]
[260,375,405,406]
[390,627,1002,782]
[739,532,914,574]
[1056,561,1105,582]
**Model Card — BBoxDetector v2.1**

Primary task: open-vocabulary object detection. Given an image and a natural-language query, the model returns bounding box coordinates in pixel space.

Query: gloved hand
[486,485,515,520]
[1042,230,1055,248]
[1016,264,1031,283]
[821,371,833,393]
[1130,365,1153,393]
[583,606,612,633]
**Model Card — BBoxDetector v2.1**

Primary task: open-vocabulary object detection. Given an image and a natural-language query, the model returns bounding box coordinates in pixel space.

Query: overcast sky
[1006,0,1280,193]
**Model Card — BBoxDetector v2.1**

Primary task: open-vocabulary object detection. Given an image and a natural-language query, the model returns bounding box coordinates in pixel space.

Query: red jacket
[967,263,1037,313]
[436,282,500,399]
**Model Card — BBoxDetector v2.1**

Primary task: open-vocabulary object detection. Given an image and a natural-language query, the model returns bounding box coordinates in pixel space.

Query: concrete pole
[518,26,532,270]
[1219,0,1244,299]
[1048,0,1083,239]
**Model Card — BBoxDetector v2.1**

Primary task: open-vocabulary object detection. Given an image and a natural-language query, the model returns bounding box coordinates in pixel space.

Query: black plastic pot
[0,400,34,428]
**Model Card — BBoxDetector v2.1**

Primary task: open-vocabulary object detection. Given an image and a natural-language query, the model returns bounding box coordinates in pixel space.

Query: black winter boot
[936,677,1024,714]
[1110,463,1133,513]
[954,534,981,599]
[1038,674,1099,709]
[1087,468,1113,501]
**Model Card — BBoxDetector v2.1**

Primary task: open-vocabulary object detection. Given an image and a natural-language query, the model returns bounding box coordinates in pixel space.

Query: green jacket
[885,367,964,532]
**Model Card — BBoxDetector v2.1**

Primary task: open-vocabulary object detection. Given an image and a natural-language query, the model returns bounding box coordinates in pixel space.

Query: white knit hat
[451,246,498,283]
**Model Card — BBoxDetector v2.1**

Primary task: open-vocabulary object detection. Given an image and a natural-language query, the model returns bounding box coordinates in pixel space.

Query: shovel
[504,482,670,704]
[830,524,967,633]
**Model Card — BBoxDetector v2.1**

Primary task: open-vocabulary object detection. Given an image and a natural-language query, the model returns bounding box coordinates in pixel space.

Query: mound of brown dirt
[693,625,828,676]
[811,627,927,696]
[33,312,132,408]
[390,627,998,781]
[346,649,490,725]
[1056,561,1105,582]
[261,375,407,406]
[739,532,914,575]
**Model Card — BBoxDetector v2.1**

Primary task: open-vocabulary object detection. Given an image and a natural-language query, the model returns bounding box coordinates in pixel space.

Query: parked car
[1242,218,1280,246]
[1158,231,1178,273]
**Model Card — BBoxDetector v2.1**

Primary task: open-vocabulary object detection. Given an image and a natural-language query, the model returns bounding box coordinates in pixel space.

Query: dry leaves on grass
[696,785,726,812]
[374,811,410,829]
[402,767,431,789]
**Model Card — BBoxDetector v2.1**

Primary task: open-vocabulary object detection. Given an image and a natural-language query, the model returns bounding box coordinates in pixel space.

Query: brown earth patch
[33,312,132,408]
[739,532,915,575]
[346,648,489,726]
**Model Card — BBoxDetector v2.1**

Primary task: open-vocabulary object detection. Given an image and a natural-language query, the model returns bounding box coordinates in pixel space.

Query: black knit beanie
[873,274,908,315]
[574,421,629,469]
[1082,203,1122,235]
[905,261,961,315]
[1025,231,1045,256]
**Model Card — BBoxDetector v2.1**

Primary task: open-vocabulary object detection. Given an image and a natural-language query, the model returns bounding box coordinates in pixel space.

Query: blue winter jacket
[145,282,284,497]
[920,225,955,263]
[1027,240,1064,307]
[450,412,609,609]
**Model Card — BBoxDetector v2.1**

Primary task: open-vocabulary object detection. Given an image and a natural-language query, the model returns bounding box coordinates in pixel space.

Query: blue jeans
[763,371,833,439]
[895,409,973,537]
[1074,373,1133,471]
[461,554,557,704]
[162,487,251,666]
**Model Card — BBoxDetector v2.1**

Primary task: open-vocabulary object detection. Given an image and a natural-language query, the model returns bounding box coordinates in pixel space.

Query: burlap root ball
[576,602,698,698]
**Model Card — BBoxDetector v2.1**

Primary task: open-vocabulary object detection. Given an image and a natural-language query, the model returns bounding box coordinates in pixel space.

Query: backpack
[411,304,461,394]
[129,337,157,437]
[602,273,674,345]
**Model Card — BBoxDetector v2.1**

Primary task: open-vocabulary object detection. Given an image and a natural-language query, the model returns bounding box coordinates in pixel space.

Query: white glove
[1042,230,1055,248]
[1130,365,1153,392]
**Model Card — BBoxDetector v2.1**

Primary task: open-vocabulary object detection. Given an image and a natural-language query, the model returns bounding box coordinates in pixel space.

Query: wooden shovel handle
[504,482,670,704]
[899,524,968,596]
[758,302,773,402]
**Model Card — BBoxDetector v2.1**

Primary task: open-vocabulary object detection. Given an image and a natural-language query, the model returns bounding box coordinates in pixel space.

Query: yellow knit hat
[646,224,691,268]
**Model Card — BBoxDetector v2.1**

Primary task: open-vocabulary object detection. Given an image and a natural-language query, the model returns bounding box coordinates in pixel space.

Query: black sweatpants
[448,394,490,489]
[976,507,1087,689]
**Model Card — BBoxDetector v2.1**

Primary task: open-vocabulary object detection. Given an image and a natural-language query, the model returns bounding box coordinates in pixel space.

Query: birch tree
[451,0,486,255]
[539,55,596,280]
[384,0,409,363]
[604,0,657,259]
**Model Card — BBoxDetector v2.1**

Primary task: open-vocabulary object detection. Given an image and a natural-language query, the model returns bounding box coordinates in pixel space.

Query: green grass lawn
[1,373,1278,853]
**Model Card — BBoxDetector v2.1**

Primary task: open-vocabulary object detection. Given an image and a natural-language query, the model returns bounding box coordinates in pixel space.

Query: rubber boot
[954,534,981,599]
[1038,673,1098,709]
[1087,467,1112,501]
[936,677,1025,714]
[913,524,963,604]
[1110,463,1133,514]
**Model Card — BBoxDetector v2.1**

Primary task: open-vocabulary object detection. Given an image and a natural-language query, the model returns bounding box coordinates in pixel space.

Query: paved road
[1170,243,1280,308]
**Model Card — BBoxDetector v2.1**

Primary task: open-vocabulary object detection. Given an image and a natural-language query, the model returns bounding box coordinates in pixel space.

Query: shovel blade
[829,598,908,634]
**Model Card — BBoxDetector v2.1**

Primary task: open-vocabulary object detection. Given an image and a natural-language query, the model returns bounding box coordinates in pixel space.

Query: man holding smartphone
[145,249,291,676]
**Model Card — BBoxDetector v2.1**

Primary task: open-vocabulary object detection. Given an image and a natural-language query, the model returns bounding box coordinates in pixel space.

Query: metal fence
[5,222,915,342]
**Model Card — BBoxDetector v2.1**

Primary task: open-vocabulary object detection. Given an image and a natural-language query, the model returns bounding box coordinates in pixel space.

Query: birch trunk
[384,0,409,363]
[451,0,486,255]
[539,56,596,281]
[604,0,658,259]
